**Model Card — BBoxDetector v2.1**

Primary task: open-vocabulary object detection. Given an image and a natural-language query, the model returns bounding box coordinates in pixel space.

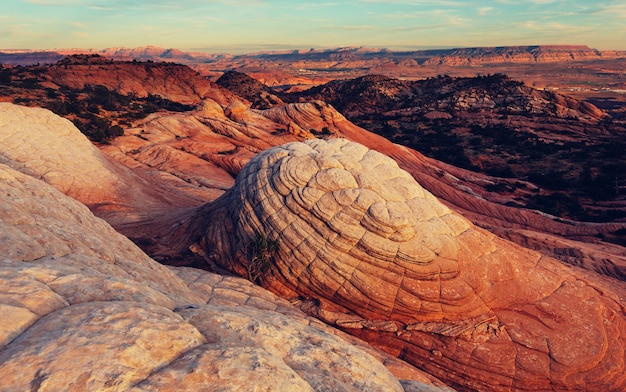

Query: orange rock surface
[192,138,626,391]
[2,72,625,389]
[0,131,447,391]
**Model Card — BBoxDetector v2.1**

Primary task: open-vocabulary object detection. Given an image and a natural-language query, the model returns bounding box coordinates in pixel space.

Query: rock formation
[193,138,626,391]
[0,69,626,389]
[2,95,624,280]
[0,162,450,391]
[0,102,209,227]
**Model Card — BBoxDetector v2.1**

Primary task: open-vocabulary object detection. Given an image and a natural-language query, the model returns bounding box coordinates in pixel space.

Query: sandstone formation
[0,102,210,228]
[193,138,626,391]
[3,95,624,282]
[290,75,626,280]
[4,45,625,68]
[2,63,626,390]
[0,163,450,391]
[44,55,226,106]
[102,94,626,281]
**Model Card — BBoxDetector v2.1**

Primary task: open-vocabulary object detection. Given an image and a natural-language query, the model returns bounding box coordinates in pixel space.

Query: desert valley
[1,45,625,391]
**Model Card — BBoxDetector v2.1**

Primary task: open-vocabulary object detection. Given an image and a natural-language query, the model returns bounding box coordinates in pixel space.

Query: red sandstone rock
[191,138,626,391]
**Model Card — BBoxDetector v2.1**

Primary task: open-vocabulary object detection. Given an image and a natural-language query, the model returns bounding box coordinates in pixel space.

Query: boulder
[194,138,626,391]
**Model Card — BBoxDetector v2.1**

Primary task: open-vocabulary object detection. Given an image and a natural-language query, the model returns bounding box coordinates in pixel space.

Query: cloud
[322,24,375,31]
[381,8,471,27]
[591,3,626,18]
[69,21,87,28]
[296,2,342,9]
[25,0,84,4]
[477,6,494,15]
[361,0,466,5]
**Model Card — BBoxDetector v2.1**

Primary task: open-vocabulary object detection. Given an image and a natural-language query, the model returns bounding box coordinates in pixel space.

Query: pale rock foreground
[0,164,448,391]
[195,138,626,391]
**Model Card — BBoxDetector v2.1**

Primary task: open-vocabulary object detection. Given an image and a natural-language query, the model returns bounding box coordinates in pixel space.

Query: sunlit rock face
[198,138,626,391]
[0,163,446,392]
[209,138,483,323]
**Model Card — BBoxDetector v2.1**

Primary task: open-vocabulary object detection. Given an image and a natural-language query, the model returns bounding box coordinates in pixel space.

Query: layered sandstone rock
[3,99,624,282]
[0,102,207,224]
[43,56,229,106]
[195,138,626,391]
[0,163,448,391]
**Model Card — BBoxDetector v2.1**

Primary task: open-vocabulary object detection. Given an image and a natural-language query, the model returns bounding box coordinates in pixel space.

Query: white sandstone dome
[223,138,478,322]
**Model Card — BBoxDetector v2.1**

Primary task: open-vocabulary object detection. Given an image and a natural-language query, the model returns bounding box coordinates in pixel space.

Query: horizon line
[3,43,623,57]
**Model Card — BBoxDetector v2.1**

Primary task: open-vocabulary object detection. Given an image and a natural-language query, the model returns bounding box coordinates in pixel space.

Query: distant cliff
[422,45,625,66]
[2,44,624,66]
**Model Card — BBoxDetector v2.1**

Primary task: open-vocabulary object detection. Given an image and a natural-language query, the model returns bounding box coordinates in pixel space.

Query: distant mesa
[1,44,624,66]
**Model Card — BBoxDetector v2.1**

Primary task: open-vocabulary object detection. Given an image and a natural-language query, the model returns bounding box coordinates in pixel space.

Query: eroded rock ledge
[193,138,626,391]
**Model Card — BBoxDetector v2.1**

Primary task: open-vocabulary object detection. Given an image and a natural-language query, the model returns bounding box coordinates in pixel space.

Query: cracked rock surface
[0,164,449,391]
[197,138,626,391]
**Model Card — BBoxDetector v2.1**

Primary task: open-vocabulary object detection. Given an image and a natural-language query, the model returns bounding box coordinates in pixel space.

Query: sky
[1,0,625,54]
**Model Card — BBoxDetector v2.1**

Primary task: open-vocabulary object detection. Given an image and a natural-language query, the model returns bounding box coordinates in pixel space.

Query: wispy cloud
[477,6,494,16]
[7,0,625,51]
[359,0,468,6]
[297,2,342,9]
[591,3,626,17]
[25,0,84,4]
[381,8,471,27]
[322,24,375,31]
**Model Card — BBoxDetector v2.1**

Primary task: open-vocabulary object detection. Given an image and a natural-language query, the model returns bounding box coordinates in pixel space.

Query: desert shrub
[0,68,11,85]
[45,100,71,116]
[107,124,124,138]
[527,171,568,190]
[45,88,60,99]
[245,232,279,283]
[19,77,42,89]
[484,164,515,178]
[146,93,194,112]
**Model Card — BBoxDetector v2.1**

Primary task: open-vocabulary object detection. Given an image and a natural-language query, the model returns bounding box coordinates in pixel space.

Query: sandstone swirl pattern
[222,138,486,323]
[198,138,626,391]
[0,163,447,392]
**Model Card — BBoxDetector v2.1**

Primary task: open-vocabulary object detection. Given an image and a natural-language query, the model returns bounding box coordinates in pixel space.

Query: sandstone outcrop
[0,163,449,391]
[292,75,626,280]
[3,97,624,283]
[193,138,626,391]
[0,102,209,227]
[44,55,224,106]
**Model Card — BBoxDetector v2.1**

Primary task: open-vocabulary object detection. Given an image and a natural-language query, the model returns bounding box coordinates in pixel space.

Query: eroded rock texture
[197,138,626,391]
[0,164,448,391]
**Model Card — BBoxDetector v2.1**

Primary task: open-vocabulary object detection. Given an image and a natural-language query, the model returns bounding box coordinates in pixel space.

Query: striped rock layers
[197,138,626,391]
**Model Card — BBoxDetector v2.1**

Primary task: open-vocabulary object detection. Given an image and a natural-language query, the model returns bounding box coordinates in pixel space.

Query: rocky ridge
[218,72,626,278]
[2,64,624,281]
[4,45,623,67]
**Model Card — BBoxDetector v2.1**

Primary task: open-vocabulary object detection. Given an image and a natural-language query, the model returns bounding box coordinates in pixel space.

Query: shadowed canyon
[1,47,625,391]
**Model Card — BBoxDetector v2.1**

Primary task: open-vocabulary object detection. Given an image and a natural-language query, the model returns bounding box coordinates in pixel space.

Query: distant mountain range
[1,44,625,66]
